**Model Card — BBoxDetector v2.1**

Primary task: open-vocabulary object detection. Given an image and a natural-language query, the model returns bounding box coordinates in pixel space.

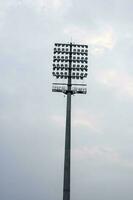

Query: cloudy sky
[1,0,133,200]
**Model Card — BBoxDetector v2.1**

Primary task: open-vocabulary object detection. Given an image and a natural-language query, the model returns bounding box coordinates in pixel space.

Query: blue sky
[1,0,133,200]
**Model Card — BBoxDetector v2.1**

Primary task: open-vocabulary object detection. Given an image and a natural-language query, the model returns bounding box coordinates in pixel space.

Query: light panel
[54,44,88,54]
[52,85,87,94]
[72,87,87,94]
[52,42,88,81]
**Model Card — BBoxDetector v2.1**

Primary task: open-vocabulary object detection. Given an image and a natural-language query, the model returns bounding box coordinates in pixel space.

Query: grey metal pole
[63,43,72,200]
[52,42,88,200]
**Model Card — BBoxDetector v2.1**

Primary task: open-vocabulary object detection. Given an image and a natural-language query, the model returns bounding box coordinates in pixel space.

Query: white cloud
[26,0,62,10]
[72,145,133,168]
[0,0,71,18]
[24,0,71,13]
[50,114,65,127]
[73,146,120,161]
[51,111,102,134]
[73,114,102,134]
[64,25,116,55]
[95,69,133,98]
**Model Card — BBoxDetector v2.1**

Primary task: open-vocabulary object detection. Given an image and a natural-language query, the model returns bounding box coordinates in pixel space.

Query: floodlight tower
[52,42,88,200]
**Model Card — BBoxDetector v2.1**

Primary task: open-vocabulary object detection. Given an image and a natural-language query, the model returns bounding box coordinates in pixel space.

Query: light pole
[52,42,88,200]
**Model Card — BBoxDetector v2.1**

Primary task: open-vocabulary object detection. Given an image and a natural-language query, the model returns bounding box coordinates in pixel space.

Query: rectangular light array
[52,43,88,80]
[52,85,87,94]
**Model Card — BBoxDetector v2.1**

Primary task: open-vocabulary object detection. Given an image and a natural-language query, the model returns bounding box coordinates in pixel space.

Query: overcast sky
[1,0,133,200]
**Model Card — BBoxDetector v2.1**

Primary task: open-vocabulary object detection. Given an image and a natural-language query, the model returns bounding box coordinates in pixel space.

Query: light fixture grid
[52,43,88,84]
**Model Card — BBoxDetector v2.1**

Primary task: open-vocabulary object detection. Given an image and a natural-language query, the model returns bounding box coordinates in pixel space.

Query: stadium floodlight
[52,42,88,200]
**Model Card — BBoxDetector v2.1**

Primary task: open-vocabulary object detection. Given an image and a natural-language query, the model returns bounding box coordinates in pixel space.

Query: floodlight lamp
[84,73,87,77]
[85,50,88,53]
[84,66,88,69]
[85,45,88,48]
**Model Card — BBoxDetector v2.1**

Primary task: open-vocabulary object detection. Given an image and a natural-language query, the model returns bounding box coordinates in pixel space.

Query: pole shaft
[63,92,71,200]
[63,43,72,200]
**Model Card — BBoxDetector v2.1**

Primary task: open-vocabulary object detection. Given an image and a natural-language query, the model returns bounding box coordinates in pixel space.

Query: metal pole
[63,43,72,200]
[52,42,88,200]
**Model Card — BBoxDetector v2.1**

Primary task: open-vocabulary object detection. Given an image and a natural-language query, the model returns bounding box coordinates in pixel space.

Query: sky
[1,0,133,200]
